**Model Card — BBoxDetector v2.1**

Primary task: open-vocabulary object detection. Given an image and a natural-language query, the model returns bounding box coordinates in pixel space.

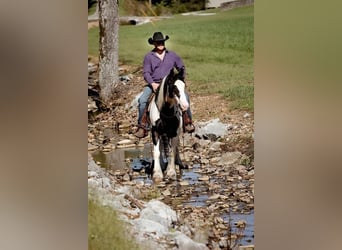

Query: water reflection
[223,211,254,245]
[91,143,153,170]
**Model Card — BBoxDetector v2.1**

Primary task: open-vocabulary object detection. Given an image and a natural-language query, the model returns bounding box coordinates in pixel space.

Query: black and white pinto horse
[148,68,189,183]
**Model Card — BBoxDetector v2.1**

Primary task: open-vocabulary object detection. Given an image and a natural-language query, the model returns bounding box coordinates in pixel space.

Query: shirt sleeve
[174,53,186,80]
[143,54,154,85]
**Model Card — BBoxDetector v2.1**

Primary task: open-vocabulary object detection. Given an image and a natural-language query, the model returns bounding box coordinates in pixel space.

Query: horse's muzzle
[177,96,189,111]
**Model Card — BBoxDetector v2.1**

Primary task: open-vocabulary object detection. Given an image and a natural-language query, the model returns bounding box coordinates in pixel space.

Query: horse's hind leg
[165,138,177,180]
[175,147,188,169]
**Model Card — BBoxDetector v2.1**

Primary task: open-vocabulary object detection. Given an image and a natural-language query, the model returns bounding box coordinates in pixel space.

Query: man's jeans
[137,85,193,125]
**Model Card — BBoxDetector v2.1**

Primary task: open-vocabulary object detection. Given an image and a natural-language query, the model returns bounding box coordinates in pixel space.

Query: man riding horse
[134,32,195,138]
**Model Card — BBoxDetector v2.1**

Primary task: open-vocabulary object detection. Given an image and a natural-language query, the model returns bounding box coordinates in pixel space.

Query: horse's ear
[177,67,185,81]
[169,68,174,77]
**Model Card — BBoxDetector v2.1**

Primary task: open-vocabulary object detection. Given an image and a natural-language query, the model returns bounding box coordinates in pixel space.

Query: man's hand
[151,82,159,92]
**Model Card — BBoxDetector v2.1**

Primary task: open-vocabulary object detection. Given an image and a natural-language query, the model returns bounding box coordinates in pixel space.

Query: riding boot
[183,111,195,133]
[134,108,149,138]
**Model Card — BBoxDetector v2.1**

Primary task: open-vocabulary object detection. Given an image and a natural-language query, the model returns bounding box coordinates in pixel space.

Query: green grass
[88,197,139,250]
[88,6,254,111]
[88,4,97,15]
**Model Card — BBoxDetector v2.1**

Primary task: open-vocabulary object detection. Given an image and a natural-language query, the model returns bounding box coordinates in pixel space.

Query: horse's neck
[156,77,167,110]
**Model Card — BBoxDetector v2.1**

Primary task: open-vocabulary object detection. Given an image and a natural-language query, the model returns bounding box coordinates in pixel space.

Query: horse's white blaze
[175,80,189,111]
[153,140,163,180]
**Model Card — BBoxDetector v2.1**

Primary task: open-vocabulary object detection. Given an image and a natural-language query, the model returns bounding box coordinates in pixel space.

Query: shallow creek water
[91,144,254,245]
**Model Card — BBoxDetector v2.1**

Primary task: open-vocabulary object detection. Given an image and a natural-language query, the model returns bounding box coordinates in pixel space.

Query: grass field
[88,197,139,250]
[88,6,254,110]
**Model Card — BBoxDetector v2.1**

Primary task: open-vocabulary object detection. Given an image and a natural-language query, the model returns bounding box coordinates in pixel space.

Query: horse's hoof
[153,173,163,183]
[165,170,177,180]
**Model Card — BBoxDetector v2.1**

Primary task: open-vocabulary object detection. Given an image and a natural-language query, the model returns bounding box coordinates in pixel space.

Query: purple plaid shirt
[143,49,186,85]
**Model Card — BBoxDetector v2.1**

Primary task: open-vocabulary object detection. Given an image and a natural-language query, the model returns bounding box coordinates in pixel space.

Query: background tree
[98,0,119,104]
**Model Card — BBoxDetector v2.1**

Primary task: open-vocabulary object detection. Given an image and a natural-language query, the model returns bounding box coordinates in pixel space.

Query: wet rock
[235,220,247,228]
[198,176,210,181]
[208,194,220,200]
[239,245,255,250]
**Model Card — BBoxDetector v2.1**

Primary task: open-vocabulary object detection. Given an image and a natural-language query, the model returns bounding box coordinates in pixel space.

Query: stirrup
[184,123,195,133]
[134,126,148,138]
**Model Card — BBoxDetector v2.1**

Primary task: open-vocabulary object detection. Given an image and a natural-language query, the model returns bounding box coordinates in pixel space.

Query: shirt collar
[151,48,168,53]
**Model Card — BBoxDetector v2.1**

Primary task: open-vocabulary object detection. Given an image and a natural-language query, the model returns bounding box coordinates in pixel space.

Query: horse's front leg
[165,138,177,180]
[152,130,163,183]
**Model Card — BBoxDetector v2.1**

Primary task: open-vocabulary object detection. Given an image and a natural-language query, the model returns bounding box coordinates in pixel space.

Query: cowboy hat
[148,32,169,45]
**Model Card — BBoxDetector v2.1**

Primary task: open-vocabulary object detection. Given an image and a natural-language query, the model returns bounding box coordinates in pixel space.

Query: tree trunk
[98,0,119,104]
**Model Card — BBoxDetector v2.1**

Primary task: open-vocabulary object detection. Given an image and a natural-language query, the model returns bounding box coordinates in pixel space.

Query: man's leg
[183,92,195,133]
[135,86,153,138]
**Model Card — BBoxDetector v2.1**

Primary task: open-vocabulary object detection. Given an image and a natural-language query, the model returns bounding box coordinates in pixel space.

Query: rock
[162,189,171,196]
[208,194,220,200]
[196,118,228,137]
[209,157,220,164]
[209,141,223,151]
[123,173,130,181]
[140,200,177,228]
[129,92,141,110]
[132,218,168,238]
[172,232,209,250]
[218,238,228,248]
[179,181,190,186]
[198,176,209,181]
[97,177,111,189]
[243,112,250,118]
[88,171,98,178]
[239,245,254,250]
[117,143,136,149]
[218,151,242,166]
[88,97,98,112]
[235,220,247,228]
[88,178,99,188]
[88,143,98,151]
